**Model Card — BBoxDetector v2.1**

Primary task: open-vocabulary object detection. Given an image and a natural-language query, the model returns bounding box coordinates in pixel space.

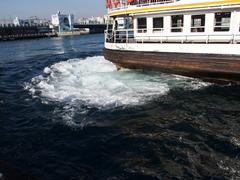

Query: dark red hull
[103,48,240,83]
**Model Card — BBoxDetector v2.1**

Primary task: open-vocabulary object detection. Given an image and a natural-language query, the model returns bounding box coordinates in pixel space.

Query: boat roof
[108,0,240,17]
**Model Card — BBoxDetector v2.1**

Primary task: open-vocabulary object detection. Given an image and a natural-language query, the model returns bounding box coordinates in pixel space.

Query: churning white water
[25,56,210,127]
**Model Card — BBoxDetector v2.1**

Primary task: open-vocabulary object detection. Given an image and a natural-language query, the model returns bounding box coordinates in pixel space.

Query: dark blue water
[1,34,240,180]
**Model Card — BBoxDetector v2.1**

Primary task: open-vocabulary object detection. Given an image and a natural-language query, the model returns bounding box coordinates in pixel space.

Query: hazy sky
[0,0,106,19]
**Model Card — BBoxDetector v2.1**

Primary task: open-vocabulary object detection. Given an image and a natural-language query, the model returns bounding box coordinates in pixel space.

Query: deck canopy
[107,0,240,17]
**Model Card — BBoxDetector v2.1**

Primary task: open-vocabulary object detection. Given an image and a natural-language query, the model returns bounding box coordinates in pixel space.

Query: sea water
[0,34,240,179]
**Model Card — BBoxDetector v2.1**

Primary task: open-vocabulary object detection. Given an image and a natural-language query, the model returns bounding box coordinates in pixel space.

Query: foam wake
[25,56,210,127]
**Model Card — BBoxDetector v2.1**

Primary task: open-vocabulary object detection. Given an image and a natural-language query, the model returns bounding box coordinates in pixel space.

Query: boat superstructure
[103,0,240,82]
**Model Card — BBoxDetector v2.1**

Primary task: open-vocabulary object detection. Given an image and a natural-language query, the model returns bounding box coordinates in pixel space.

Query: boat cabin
[105,0,240,44]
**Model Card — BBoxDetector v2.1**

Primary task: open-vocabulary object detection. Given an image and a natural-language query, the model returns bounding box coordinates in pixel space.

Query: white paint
[133,18,138,35]
[183,14,191,34]
[164,16,171,34]
[106,0,240,56]
[105,42,240,55]
[230,11,240,34]
[117,10,240,42]
[205,13,214,34]
[147,17,153,34]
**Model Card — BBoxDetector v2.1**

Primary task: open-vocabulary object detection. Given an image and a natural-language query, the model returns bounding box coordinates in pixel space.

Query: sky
[0,0,106,20]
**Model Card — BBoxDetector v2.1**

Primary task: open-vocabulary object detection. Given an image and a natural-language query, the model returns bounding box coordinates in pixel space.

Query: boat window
[153,17,163,32]
[137,18,147,33]
[116,18,126,30]
[191,15,205,32]
[171,15,183,32]
[214,12,231,32]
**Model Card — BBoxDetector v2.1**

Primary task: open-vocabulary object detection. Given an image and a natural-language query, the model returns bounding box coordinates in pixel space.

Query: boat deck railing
[105,28,240,44]
[109,0,180,11]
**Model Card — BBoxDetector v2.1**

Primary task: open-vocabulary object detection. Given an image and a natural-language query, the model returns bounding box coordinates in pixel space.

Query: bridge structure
[0,23,112,41]
[0,25,56,41]
[73,24,110,34]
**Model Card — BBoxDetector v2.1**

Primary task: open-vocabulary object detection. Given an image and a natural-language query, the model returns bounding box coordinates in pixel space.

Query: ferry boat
[103,0,240,83]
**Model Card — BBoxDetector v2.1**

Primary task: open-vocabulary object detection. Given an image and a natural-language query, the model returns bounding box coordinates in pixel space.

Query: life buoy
[105,0,111,8]
[113,0,120,6]
[127,0,134,3]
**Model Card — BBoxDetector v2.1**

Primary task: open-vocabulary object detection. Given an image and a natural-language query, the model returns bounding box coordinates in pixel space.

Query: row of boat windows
[137,12,232,33]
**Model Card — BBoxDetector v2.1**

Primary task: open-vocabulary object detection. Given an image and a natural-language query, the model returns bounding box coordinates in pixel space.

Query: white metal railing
[105,27,240,44]
[153,28,164,33]
[109,0,180,11]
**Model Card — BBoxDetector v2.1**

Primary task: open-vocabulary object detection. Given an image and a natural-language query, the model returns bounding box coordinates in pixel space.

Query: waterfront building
[13,16,50,26]
[0,18,14,26]
[51,11,74,33]
[104,0,240,83]
[78,16,108,25]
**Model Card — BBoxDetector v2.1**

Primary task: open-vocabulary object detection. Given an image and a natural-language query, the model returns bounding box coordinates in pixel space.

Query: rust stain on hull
[103,48,240,83]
